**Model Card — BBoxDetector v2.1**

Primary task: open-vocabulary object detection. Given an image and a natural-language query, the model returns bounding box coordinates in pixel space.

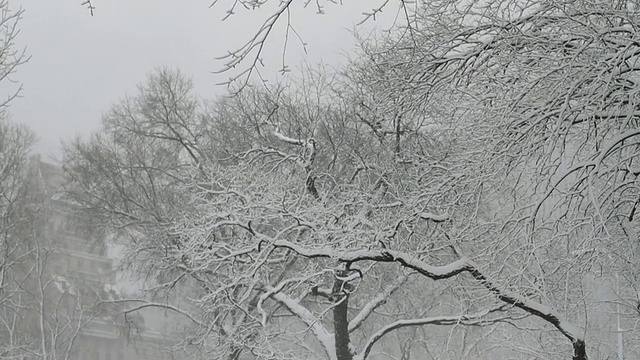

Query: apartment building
[19,155,173,360]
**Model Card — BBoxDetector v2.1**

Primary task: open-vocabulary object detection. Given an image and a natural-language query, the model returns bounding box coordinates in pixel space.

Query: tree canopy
[64,1,640,359]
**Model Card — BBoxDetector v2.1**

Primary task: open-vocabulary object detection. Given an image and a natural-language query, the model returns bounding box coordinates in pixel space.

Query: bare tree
[62,65,575,360]
[0,119,35,359]
[345,0,640,357]
[0,2,35,357]
[0,0,27,111]
[1,151,122,360]
[65,0,640,358]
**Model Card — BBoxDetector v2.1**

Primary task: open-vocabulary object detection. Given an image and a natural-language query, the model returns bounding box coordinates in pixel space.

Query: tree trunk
[333,271,352,360]
[573,340,587,360]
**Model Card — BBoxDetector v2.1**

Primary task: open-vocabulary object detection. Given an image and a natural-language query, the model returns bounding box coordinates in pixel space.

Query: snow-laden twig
[101,299,204,327]
[348,273,410,333]
[355,306,518,360]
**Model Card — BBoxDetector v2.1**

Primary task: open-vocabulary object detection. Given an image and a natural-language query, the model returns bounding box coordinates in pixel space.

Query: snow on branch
[103,299,204,327]
[354,306,516,360]
[270,291,337,360]
[592,128,640,173]
[419,212,449,222]
[257,269,332,326]
[269,123,304,146]
[272,239,470,280]
[532,128,640,224]
[348,273,410,333]
[270,239,586,355]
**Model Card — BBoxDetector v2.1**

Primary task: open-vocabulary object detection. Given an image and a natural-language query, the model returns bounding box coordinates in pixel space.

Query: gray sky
[6,0,393,160]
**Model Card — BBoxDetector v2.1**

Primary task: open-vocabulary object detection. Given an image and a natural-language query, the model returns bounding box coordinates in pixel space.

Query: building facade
[18,155,173,360]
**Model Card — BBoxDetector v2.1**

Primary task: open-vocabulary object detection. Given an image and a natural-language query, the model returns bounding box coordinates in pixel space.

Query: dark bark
[272,244,589,359]
[467,268,588,359]
[305,175,320,200]
[394,114,401,157]
[228,347,242,360]
[333,271,352,360]
[573,339,587,360]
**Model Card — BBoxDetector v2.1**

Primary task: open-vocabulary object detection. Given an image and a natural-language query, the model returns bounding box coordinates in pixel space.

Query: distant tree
[0,2,34,357]
[0,146,118,360]
[0,119,36,359]
[0,0,26,111]
[0,2,117,359]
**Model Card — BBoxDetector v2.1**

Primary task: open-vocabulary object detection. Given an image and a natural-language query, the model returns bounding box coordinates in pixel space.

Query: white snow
[103,283,121,300]
[349,274,409,332]
[419,212,450,222]
[269,239,585,349]
[270,291,337,360]
[53,275,77,295]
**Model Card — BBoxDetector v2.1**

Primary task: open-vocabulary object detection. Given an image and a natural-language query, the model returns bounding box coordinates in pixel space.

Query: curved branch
[270,291,337,360]
[270,239,586,358]
[348,273,410,333]
[213,0,294,87]
[355,307,516,360]
[101,299,204,327]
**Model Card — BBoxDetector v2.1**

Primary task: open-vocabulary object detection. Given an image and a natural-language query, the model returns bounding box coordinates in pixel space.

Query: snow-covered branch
[269,123,305,146]
[271,239,586,356]
[419,212,450,223]
[270,291,337,360]
[271,240,470,280]
[103,299,204,327]
[257,269,332,326]
[355,306,515,360]
[348,273,410,333]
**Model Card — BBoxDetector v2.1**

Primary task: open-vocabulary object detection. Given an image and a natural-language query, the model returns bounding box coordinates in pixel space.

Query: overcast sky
[5,0,394,161]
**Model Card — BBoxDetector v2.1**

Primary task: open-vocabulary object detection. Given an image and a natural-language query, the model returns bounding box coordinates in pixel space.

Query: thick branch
[270,123,304,146]
[271,239,586,358]
[333,272,352,360]
[270,291,337,360]
[272,240,470,280]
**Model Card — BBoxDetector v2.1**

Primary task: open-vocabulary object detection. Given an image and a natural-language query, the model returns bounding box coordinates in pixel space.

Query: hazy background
[5,0,394,159]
